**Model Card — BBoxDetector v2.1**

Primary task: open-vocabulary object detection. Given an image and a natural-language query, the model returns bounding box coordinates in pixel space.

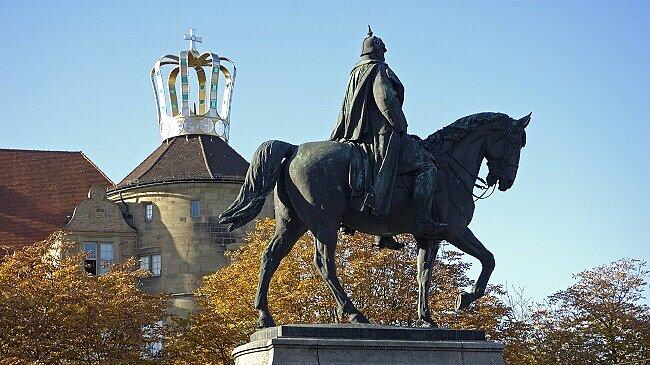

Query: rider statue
[329,27,446,248]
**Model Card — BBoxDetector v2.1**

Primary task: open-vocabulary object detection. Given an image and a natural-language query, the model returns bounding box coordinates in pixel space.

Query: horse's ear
[516,112,532,129]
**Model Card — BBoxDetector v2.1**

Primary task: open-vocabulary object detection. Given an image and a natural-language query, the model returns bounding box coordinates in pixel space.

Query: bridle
[446,125,521,202]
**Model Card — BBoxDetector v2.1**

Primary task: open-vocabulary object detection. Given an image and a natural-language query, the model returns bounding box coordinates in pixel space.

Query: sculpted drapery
[330,59,407,217]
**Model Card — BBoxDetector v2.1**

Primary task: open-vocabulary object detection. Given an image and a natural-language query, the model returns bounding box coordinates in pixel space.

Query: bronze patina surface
[221,28,531,329]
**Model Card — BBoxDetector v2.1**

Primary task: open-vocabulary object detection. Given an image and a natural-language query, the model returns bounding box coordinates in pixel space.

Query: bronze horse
[220,112,531,328]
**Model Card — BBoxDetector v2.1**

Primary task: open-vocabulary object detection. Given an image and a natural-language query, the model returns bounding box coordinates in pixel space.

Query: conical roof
[112,135,248,190]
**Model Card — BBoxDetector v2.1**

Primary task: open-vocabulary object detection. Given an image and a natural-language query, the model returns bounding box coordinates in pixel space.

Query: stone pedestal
[232,324,504,365]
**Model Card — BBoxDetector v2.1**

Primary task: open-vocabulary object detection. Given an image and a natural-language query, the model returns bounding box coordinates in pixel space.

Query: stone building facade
[58,30,276,315]
[109,183,240,310]
[62,186,138,271]
[109,182,267,313]
[62,138,273,315]
[104,135,274,313]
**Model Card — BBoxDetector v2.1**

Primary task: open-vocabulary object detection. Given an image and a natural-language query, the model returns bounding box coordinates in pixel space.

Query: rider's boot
[412,164,448,237]
[339,225,356,236]
[373,236,405,250]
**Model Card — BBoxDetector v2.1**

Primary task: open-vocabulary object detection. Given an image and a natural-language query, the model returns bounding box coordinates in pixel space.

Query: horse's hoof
[456,292,477,310]
[348,312,370,324]
[421,317,439,328]
[257,311,276,328]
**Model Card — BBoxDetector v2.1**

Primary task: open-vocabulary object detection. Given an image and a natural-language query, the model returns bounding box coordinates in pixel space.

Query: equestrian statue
[220,27,531,328]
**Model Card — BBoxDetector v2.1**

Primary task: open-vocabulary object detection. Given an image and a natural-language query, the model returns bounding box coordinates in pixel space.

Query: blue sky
[1,1,648,303]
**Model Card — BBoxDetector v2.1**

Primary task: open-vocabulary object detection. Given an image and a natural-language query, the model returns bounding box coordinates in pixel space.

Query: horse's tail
[219,140,297,231]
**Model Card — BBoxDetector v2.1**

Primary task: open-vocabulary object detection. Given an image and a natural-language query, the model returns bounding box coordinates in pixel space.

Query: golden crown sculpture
[151,28,236,142]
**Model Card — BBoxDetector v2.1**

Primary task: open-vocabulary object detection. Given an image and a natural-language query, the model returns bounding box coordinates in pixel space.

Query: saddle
[346,134,441,213]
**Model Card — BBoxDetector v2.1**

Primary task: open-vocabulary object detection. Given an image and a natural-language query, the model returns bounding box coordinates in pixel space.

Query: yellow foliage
[3,222,645,364]
[164,219,514,364]
[0,232,170,364]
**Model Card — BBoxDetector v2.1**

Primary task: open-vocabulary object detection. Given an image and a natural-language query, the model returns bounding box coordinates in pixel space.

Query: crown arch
[151,31,237,142]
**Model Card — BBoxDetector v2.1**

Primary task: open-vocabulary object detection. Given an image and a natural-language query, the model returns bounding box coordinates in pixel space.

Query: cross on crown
[184,28,202,50]
[151,28,237,142]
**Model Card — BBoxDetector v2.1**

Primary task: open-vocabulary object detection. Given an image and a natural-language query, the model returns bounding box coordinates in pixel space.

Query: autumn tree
[519,259,650,365]
[163,219,517,364]
[0,232,170,364]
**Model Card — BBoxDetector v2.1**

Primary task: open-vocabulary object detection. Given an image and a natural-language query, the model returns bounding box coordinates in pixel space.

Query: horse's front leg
[447,227,495,310]
[416,237,440,327]
[313,227,369,324]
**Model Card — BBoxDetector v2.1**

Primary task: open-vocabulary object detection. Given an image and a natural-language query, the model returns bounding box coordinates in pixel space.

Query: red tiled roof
[112,135,249,190]
[0,149,113,254]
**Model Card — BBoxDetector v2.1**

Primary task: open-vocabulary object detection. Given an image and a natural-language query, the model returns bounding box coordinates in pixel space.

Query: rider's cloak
[330,60,407,141]
[329,59,408,217]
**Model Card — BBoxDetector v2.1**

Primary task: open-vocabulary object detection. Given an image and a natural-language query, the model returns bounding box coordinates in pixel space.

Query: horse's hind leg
[312,225,370,324]
[447,227,495,310]
[254,189,307,328]
[416,236,440,327]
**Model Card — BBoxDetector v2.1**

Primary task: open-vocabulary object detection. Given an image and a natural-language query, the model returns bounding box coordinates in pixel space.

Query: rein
[445,127,517,202]
[445,151,496,202]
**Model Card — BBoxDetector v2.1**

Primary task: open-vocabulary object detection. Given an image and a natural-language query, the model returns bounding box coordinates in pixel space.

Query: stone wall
[62,186,138,268]
[108,181,274,315]
[60,231,138,263]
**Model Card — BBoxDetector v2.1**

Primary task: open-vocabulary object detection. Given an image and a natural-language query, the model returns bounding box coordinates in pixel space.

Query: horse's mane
[421,112,510,154]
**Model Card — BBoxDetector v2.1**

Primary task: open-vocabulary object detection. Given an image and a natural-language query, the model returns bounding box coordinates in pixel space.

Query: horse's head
[484,113,531,191]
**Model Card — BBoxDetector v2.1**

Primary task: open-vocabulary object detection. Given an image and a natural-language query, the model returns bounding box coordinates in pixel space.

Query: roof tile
[113,135,249,189]
[0,149,113,253]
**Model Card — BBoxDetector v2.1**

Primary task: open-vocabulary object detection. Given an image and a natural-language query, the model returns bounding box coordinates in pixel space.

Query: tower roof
[112,135,249,191]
